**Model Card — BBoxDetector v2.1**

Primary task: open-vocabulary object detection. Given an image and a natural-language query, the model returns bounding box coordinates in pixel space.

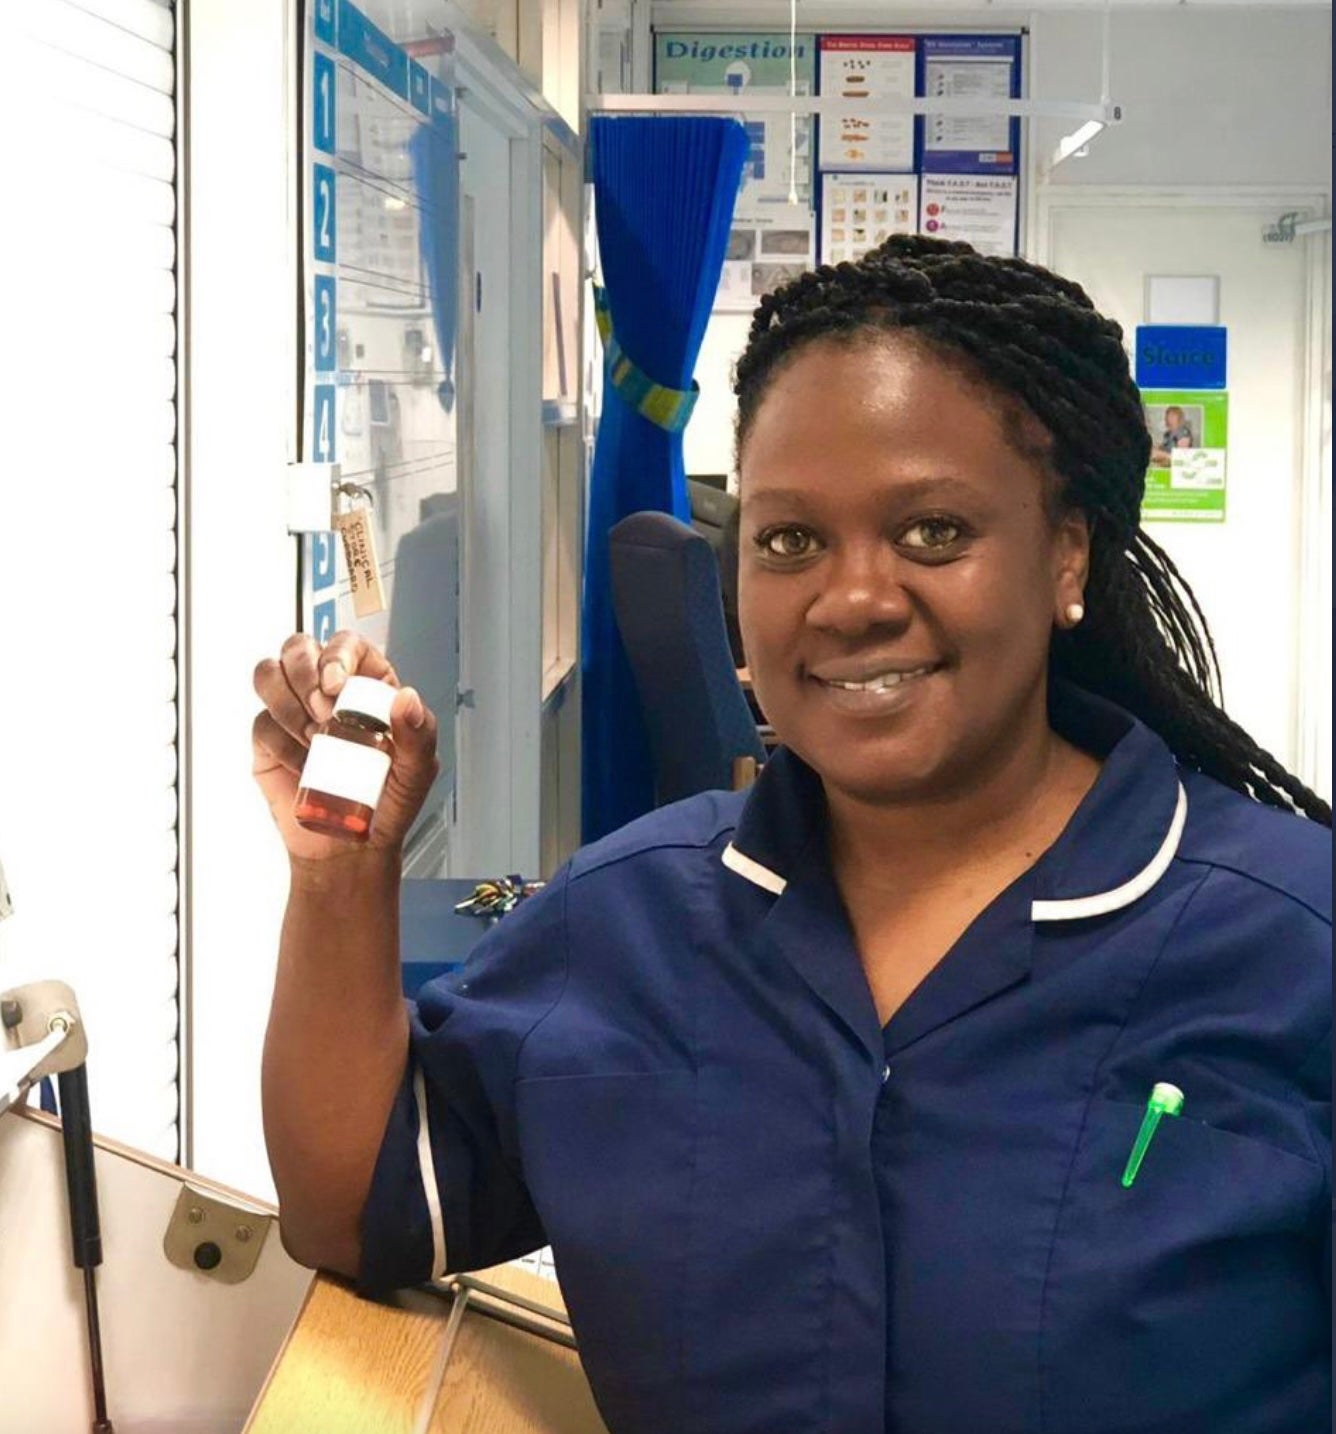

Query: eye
[753,524,821,560]
[899,516,964,552]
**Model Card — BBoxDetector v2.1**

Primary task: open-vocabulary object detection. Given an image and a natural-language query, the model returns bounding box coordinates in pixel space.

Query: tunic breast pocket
[1040,1096,1329,1434]
[515,1070,696,1434]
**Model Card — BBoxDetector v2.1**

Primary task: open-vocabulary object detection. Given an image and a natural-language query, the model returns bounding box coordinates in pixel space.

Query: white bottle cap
[333,675,397,728]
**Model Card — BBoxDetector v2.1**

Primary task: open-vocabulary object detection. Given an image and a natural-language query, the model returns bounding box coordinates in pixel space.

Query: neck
[823,699,1099,899]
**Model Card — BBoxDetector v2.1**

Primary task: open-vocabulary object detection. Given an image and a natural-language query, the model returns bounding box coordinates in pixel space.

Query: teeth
[825,667,931,692]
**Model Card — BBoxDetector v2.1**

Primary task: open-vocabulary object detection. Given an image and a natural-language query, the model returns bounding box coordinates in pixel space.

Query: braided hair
[732,234,1330,825]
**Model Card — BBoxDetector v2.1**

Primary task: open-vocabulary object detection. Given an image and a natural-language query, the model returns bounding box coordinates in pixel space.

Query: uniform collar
[722,681,1187,923]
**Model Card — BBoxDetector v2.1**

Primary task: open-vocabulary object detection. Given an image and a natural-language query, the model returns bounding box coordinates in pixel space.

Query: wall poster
[818,35,917,173]
[820,173,918,265]
[918,173,1018,256]
[655,33,818,304]
[921,35,1020,174]
[1140,390,1228,523]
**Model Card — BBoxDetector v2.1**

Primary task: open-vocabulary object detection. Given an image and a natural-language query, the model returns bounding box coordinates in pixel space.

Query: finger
[277,632,330,722]
[254,652,321,745]
[317,631,399,702]
[368,687,440,844]
[251,709,309,777]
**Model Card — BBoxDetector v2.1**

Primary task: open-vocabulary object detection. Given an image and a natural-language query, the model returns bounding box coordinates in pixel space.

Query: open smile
[808,664,942,714]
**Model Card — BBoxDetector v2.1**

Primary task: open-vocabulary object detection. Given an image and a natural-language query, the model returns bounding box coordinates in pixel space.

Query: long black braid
[732,234,1330,826]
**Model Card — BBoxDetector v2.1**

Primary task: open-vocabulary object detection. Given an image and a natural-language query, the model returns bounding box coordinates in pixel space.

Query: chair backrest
[686,479,744,665]
[609,511,765,806]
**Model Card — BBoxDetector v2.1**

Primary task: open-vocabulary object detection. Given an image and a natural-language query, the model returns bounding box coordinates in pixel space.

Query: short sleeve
[357,865,571,1296]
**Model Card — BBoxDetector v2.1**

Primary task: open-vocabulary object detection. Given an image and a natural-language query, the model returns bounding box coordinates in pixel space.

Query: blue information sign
[313,384,337,462]
[313,599,338,644]
[313,275,336,372]
[429,77,452,125]
[313,0,335,46]
[410,61,430,116]
[313,51,337,154]
[313,163,336,261]
[1135,326,1227,391]
[311,533,338,591]
[338,1,409,99]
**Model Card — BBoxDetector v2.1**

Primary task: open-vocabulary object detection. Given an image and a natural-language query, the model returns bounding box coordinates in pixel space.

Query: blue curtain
[582,116,749,843]
[409,104,459,414]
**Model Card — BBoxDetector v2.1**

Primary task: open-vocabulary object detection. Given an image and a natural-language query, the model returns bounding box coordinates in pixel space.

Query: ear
[1052,509,1091,629]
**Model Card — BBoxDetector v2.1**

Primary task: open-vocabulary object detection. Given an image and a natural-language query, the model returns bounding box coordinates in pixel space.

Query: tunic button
[881,1063,891,1085]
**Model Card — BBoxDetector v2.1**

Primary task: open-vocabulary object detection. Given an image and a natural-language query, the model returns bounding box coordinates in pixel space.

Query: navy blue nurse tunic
[359,683,1332,1434]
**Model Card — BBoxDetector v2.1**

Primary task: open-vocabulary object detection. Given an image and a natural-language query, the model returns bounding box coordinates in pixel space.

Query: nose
[805,541,913,637]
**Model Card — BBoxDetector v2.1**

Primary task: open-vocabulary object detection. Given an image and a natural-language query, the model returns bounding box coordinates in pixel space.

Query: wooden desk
[246,1263,609,1434]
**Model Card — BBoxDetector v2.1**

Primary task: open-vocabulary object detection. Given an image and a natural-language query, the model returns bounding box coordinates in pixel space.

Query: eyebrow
[741,476,985,510]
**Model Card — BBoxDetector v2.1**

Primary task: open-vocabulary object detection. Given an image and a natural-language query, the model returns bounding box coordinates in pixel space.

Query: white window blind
[1,0,179,1159]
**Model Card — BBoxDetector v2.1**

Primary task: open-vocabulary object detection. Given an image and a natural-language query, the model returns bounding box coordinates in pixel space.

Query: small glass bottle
[294,675,396,842]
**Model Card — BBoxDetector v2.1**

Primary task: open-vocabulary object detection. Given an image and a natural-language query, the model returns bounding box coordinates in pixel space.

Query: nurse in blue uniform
[254,236,1331,1434]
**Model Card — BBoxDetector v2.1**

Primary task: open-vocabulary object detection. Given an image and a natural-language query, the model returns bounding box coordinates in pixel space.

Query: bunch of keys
[454,875,546,920]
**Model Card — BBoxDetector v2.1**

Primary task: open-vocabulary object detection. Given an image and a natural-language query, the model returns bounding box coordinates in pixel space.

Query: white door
[1039,190,1329,790]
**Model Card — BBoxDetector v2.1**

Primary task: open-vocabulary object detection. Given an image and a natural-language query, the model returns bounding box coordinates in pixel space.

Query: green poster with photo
[1140,389,1228,523]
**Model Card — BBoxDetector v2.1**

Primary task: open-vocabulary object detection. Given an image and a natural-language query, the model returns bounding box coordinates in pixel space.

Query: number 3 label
[313,164,336,262]
[314,275,336,372]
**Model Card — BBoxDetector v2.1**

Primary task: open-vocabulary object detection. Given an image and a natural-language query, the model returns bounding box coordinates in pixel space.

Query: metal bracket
[0,981,87,1116]
[162,1184,274,1286]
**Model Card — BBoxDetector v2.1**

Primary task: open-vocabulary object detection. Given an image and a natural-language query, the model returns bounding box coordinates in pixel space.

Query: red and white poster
[818,36,916,173]
[918,173,1018,257]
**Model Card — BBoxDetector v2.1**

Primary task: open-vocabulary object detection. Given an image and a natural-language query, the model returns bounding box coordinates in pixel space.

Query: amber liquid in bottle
[294,710,394,843]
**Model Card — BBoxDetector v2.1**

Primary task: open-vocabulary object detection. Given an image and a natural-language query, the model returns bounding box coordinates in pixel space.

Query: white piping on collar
[722,841,788,895]
[413,1064,448,1281]
[1031,782,1187,923]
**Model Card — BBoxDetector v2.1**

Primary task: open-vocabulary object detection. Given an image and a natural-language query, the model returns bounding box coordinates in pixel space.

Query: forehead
[738,335,1051,510]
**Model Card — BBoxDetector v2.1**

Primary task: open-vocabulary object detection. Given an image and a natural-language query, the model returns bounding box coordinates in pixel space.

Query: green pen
[1120,1082,1185,1188]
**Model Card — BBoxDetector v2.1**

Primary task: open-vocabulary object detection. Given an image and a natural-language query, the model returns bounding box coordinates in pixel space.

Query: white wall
[186,0,303,1198]
[678,7,1332,478]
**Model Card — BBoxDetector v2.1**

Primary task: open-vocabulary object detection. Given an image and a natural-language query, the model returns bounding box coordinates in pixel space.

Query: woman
[254,236,1330,1434]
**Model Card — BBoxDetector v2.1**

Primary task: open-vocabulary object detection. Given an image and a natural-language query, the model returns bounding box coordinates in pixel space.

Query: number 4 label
[313,385,336,462]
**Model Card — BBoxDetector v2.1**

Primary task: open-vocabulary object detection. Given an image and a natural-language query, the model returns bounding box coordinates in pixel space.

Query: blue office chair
[609,511,767,804]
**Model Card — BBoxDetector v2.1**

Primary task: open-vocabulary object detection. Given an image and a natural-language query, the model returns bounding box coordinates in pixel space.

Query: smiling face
[737,335,1089,807]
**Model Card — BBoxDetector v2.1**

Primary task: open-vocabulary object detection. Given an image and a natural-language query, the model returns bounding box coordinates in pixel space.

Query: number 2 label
[313,164,336,262]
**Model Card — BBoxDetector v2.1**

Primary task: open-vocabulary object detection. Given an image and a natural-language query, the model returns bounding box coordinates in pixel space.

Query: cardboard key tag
[333,502,386,618]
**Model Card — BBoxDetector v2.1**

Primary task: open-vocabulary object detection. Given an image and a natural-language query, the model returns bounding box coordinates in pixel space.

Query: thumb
[369,687,440,844]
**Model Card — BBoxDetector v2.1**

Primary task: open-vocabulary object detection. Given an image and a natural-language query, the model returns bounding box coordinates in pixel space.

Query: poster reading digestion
[1140,390,1228,522]
[818,36,917,173]
[655,32,817,306]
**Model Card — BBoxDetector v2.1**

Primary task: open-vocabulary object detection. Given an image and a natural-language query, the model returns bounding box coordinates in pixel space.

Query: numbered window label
[313,599,337,644]
[410,61,430,116]
[314,275,336,372]
[313,163,336,262]
[313,384,337,462]
[312,532,337,591]
[313,0,335,46]
[314,52,336,155]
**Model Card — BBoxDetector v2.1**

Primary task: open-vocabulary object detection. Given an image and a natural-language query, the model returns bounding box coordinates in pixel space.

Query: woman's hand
[252,631,440,863]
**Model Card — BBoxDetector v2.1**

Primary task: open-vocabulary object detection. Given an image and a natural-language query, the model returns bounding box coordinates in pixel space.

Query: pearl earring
[1065,602,1085,625]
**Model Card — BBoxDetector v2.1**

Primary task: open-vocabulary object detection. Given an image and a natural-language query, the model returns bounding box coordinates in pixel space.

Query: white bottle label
[299,734,392,808]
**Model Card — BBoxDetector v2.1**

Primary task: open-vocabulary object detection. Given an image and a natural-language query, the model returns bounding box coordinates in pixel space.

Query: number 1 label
[314,53,336,155]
